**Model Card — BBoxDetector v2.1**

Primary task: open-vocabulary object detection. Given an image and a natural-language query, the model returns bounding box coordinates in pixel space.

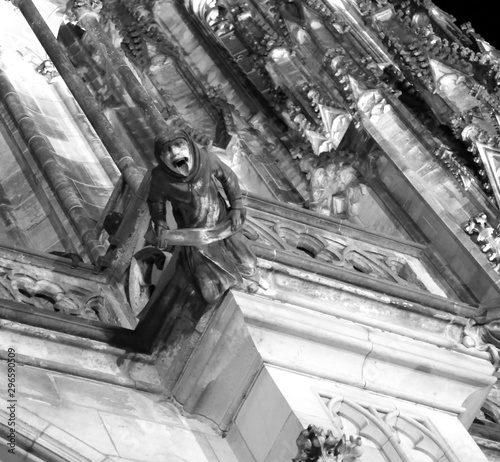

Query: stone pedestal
[171,290,495,462]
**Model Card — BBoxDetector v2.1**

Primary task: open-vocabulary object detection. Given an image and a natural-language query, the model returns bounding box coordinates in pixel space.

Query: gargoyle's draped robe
[147,131,256,303]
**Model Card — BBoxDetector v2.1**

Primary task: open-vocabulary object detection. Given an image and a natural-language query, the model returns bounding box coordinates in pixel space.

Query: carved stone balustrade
[243,193,448,296]
[0,244,135,327]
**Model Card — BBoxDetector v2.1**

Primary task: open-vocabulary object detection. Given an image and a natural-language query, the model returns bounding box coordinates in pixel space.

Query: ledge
[244,192,427,257]
[172,291,496,431]
[252,242,477,318]
[0,299,144,351]
[0,242,98,279]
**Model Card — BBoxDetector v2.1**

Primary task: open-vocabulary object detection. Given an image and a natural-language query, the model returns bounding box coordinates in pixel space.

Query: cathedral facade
[0,0,499,460]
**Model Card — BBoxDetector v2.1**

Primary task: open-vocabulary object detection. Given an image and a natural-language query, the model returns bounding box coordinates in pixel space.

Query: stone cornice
[172,291,496,430]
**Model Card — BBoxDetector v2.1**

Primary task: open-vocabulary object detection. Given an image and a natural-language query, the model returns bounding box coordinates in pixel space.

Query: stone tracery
[1,0,500,461]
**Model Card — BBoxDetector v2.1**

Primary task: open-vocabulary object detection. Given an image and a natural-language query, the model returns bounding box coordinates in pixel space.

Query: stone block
[22,399,118,456]
[27,218,62,252]
[264,412,303,462]
[100,412,216,462]
[434,231,460,260]
[15,195,47,231]
[1,170,35,209]
[431,412,489,461]
[235,369,292,462]
[244,307,369,385]
[415,213,438,240]
[174,300,262,427]
[266,367,341,418]
[53,375,182,427]
[204,433,240,462]
[0,361,60,404]
[0,146,21,182]
[227,422,257,462]
[189,432,222,462]
[362,352,477,414]
[42,424,107,462]
[0,396,50,436]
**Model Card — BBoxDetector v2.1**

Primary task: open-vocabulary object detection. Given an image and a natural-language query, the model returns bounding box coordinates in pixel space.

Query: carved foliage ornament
[293,424,363,462]
[463,213,500,272]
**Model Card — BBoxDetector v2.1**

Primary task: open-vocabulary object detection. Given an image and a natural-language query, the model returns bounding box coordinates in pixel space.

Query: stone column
[47,70,120,184]
[70,0,170,137]
[0,66,105,263]
[10,0,144,193]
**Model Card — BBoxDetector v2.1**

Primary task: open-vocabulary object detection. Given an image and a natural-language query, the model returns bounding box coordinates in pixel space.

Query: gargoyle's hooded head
[154,130,203,182]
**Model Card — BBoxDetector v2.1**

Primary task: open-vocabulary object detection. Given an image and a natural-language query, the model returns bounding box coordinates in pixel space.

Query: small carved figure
[147,131,259,303]
[342,435,363,462]
[463,213,500,269]
[293,425,340,461]
[292,425,362,462]
[37,60,56,77]
[306,155,363,219]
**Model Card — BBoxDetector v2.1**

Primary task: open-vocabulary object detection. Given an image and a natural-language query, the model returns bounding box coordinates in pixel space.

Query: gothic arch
[326,396,461,462]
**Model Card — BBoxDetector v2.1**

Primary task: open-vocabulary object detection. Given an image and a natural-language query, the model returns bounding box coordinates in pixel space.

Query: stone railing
[0,244,135,327]
[244,194,446,296]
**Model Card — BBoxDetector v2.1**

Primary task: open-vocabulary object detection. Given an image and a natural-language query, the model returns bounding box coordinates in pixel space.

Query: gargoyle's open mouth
[173,157,188,168]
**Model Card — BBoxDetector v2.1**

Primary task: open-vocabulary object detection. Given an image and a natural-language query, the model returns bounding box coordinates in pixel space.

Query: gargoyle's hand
[227,209,242,232]
[154,220,168,233]
[157,229,170,249]
[155,221,169,248]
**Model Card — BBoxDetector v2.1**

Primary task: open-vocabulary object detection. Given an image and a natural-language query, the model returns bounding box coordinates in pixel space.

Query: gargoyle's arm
[147,169,168,229]
[210,152,243,210]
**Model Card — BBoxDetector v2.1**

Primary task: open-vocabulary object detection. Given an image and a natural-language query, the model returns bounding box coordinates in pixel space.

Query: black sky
[432,0,499,49]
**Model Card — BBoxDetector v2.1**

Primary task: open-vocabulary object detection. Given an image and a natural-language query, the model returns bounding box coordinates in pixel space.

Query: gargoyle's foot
[241,270,270,293]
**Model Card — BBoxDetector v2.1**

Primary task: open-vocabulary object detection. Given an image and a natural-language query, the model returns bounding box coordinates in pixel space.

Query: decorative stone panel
[244,198,447,296]
[0,245,134,326]
[324,396,457,461]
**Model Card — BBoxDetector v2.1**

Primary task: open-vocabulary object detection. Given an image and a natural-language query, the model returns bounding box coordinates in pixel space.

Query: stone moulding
[253,261,482,358]
[252,240,472,316]
[0,190,482,355]
[236,292,494,415]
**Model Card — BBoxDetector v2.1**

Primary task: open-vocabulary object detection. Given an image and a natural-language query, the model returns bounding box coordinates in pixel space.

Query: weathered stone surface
[3,0,500,460]
[0,364,237,462]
